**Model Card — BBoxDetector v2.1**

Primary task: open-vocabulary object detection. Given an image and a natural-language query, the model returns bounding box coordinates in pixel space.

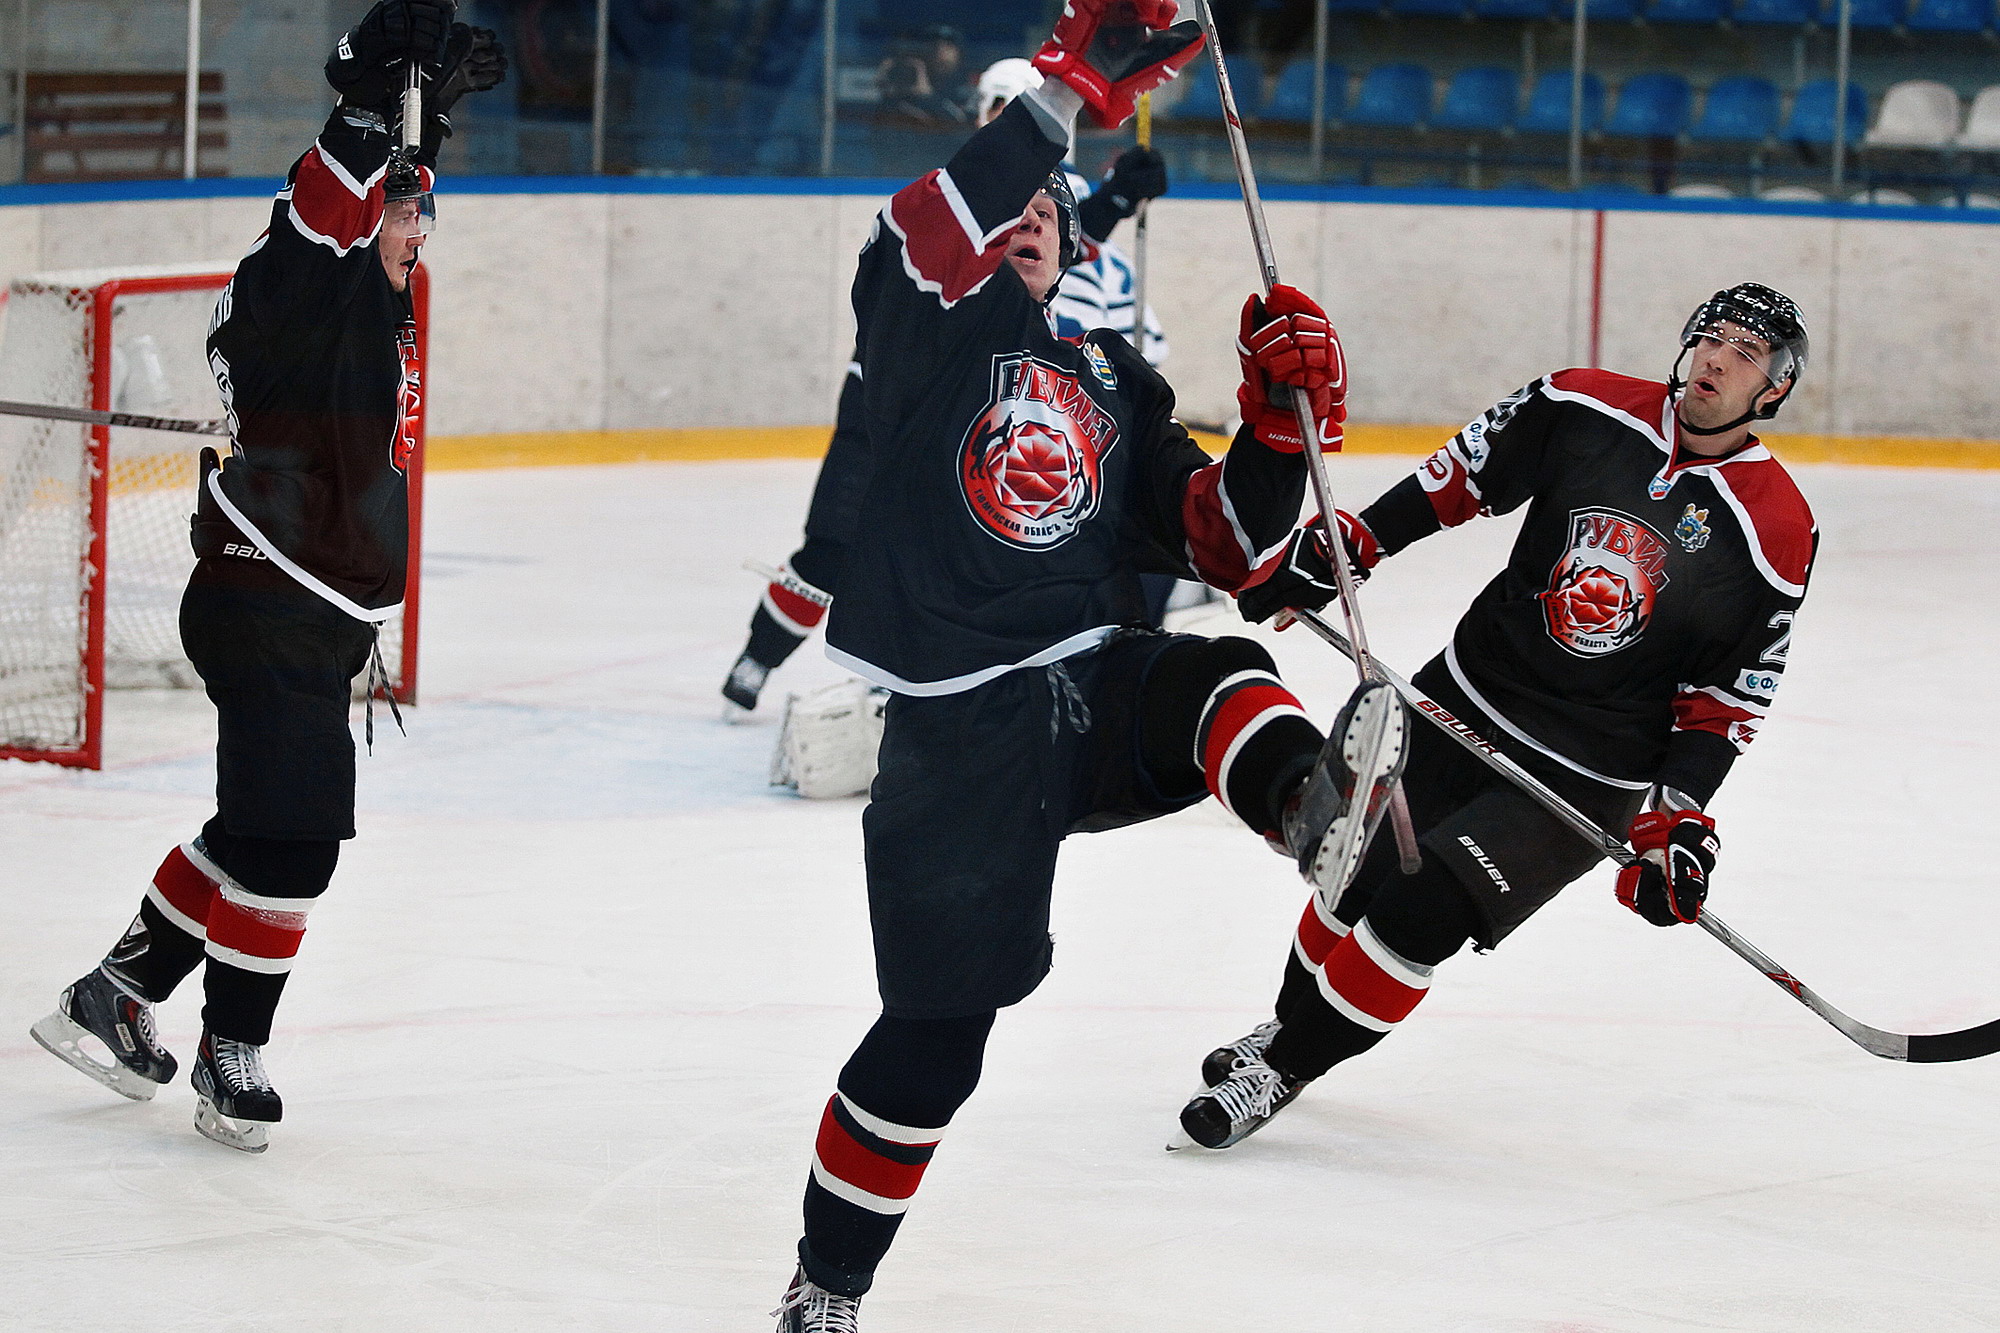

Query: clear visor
[1680,314,1793,387]
[384,192,437,239]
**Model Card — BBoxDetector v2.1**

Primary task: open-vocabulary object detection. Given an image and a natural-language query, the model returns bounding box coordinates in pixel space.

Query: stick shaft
[402,59,423,151]
[1131,95,1151,356]
[0,397,226,435]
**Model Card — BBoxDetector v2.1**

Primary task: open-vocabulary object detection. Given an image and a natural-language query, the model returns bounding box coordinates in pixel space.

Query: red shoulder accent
[1546,368,1671,424]
[1715,453,1816,590]
[288,143,383,252]
[885,168,1012,307]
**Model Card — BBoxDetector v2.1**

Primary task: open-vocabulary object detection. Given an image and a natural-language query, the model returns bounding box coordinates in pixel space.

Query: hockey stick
[1189,0,1421,873]
[0,397,226,436]
[1290,605,2000,1064]
[1129,93,1151,358]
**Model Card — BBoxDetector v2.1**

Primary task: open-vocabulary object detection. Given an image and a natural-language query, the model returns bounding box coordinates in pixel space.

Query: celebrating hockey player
[1179,283,1818,1150]
[28,0,504,1153]
[768,3,1412,1326]
[722,56,1172,717]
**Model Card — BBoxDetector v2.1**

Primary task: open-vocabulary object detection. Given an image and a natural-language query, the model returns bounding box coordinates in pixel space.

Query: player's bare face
[1005,193,1063,302]
[1676,321,1780,439]
[380,201,425,292]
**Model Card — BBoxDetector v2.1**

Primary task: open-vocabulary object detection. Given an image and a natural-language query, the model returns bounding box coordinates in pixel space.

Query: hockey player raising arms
[1180,284,1818,1149]
[770,3,1416,1326]
[28,0,504,1152]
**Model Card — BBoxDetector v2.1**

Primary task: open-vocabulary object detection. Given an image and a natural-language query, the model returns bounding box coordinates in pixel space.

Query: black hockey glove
[188,446,235,560]
[428,23,508,120]
[1615,808,1718,926]
[325,0,456,112]
[1235,511,1381,626]
[1101,145,1168,215]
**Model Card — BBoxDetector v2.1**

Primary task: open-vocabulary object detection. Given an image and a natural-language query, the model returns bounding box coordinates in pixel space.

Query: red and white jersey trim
[883,168,1018,310]
[1541,369,1675,453]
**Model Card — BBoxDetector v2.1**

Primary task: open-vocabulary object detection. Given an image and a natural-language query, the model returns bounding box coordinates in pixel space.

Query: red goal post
[0,262,426,770]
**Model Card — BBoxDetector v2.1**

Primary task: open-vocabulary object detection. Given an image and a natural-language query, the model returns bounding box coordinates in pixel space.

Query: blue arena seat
[1326,0,1386,11]
[1907,0,1992,30]
[1432,66,1520,131]
[1648,0,1730,21]
[1587,0,1646,16]
[1735,0,1818,22]
[1824,0,1908,26]
[1390,0,1471,17]
[1689,76,1780,141]
[1475,0,1558,17]
[1784,79,1868,143]
[1346,64,1435,128]
[1519,70,1605,134]
[1606,72,1692,137]
[1168,55,1262,120]
[1263,58,1348,123]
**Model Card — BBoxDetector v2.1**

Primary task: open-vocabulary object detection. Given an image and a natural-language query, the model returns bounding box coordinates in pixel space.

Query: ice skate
[1200,1018,1282,1088]
[723,652,771,719]
[1284,680,1406,900]
[772,1265,861,1332]
[30,966,178,1101]
[190,1030,281,1153]
[1176,1054,1311,1151]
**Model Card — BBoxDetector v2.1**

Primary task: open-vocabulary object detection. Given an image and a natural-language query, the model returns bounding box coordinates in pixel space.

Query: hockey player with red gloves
[1181,283,1818,1151]
[769,4,1410,1327]
[28,0,504,1154]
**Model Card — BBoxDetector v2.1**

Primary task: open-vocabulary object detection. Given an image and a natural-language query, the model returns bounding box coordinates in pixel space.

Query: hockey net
[0,263,426,769]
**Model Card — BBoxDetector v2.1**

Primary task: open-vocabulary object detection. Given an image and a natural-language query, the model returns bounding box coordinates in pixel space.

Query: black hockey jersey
[204,107,426,621]
[825,99,1306,695]
[1356,369,1816,806]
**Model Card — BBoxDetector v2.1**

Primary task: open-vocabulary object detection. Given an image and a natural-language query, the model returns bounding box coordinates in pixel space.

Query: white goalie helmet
[976,57,1043,125]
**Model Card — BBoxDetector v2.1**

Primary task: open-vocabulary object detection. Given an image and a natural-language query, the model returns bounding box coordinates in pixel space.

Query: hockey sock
[745,564,831,670]
[1265,859,1477,1081]
[800,1010,995,1298]
[197,830,339,1046]
[100,840,227,1003]
[1141,636,1321,838]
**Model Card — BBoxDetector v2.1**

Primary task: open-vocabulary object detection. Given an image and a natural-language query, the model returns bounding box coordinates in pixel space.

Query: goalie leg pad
[772,678,889,799]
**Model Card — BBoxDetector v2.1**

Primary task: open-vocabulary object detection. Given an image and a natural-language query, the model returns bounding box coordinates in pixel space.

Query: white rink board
[2,456,1996,1332]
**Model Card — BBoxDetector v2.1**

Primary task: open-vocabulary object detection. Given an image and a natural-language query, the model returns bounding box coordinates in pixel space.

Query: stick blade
[1906,1018,2000,1064]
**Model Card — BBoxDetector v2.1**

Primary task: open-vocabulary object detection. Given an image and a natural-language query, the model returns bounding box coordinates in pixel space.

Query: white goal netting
[0,264,417,768]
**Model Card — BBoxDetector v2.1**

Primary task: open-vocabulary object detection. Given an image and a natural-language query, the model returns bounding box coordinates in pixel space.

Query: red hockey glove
[1615,808,1718,926]
[1236,285,1347,453]
[1032,0,1207,131]
[1234,512,1381,625]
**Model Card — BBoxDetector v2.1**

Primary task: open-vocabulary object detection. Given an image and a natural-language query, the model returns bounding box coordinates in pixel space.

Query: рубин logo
[959,352,1118,550]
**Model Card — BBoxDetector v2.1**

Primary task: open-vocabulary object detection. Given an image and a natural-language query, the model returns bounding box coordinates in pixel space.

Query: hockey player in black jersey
[721,59,1175,718]
[1179,283,1819,1150]
[28,0,504,1153]
[769,3,1414,1327]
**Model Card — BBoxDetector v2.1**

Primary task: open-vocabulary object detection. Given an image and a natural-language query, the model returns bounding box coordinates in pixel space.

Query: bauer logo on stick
[959,352,1118,550]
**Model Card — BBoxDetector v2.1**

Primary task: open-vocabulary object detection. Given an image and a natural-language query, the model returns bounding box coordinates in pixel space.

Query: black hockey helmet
[1670,283,1809,428]
[1039,166,1082,272]
[383,147,437,237]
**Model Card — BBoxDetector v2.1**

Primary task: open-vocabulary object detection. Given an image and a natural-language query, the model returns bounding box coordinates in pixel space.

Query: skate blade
[29,1012,160,1102]
[1308,691,1407,894]
[193,1097,271,1153]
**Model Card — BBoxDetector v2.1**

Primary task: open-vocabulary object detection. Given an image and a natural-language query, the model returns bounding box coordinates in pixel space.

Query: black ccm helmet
[1041,166,1082,272]
[384,148,437,237]
[1670,283,1809,433]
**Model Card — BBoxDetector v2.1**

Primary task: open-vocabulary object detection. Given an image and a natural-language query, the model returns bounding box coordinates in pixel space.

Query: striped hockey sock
[102,842,225,1002]
[800,1091,950,1297]
[1194,668,1321,837]
[1268,916,1436,1079]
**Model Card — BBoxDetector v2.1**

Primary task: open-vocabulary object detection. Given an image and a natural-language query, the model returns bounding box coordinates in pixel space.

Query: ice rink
[2,453,1996,1332]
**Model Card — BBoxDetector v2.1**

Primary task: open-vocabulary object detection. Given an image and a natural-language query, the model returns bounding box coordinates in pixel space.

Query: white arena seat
[1669,181,1735,197]
[1865,80,1962,148]
[1758,185,1826,201]
[1953,84,2000,148]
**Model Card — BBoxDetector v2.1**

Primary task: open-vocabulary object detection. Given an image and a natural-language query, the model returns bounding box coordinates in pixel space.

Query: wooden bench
[24,71,226,183]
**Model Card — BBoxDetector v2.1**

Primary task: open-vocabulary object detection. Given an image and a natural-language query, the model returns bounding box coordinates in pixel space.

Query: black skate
[190,1030,281,1153]
[1200,1018,1282,1088]
[723,651,771,717]
[772,1265,861,1333]
[1176,1055,1311,1151]
[1284,680,1407,902]
[30,966,178,1101]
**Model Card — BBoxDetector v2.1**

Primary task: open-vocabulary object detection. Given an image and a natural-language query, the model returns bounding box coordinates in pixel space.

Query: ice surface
[2,456,1995,1332]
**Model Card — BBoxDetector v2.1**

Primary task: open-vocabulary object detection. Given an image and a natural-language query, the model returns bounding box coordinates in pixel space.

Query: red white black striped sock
[1194,669,1320,837]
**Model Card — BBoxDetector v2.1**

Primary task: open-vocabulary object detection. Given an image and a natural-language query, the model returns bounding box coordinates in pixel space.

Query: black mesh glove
[1615,809,1718,927]
[1234,513,1382,626]
[325,0,456,112]
[1101,145,1168,215]
[428,23,507,119]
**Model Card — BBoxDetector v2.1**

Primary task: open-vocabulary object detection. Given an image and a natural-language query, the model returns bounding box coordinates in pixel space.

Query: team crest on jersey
[1647,469,1673,500]
[1539,508,1672,657]
[1674,503,1712,552]
[393,324,421,474]
[1082,340,1118,390]
[959,352,1117,550]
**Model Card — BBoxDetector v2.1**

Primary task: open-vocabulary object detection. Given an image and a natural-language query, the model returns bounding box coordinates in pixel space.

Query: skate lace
[213,1038,273,1093]
[771,1277,861,1333]
[1224,1020,1282,1068]
[1210,1060,1291,1124]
